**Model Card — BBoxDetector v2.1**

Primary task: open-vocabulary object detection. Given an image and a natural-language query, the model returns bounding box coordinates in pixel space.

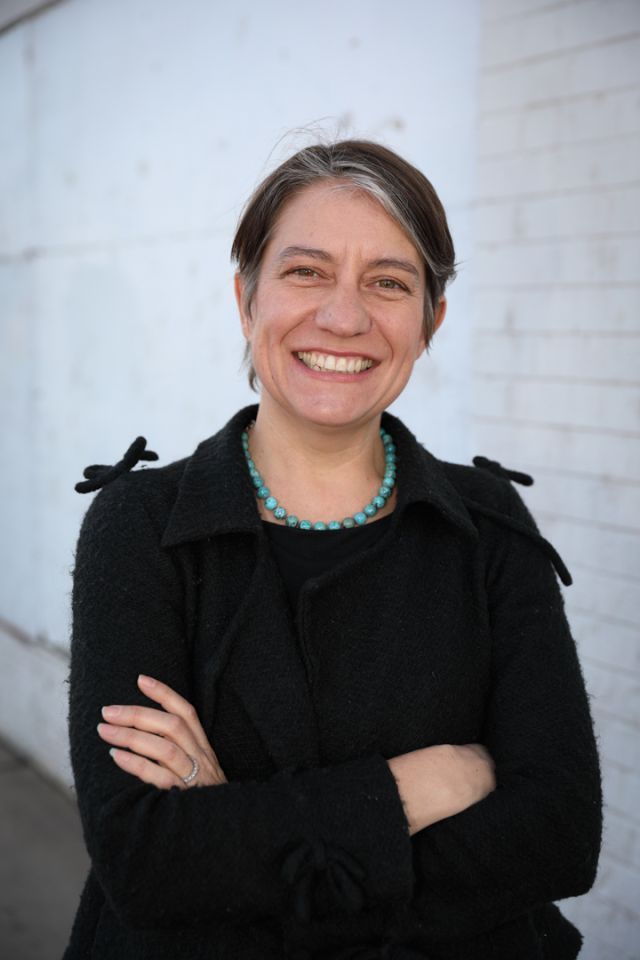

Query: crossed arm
[97,673,497,831]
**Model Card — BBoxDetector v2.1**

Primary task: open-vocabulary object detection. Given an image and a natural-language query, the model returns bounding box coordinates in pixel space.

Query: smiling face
[235,179,445,431]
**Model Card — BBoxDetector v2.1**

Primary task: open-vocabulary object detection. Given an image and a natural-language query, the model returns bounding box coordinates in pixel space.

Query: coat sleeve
[408,480,603,940]
[67,477,414,931]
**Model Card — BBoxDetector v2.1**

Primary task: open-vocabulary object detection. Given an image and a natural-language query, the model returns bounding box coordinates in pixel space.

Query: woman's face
[235,180,445,431]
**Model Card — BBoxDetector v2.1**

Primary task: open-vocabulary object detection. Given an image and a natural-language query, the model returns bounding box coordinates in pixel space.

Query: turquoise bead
[243,421,397,534]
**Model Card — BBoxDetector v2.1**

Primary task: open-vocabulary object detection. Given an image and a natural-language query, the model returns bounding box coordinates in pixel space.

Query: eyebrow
[275,246,421,280]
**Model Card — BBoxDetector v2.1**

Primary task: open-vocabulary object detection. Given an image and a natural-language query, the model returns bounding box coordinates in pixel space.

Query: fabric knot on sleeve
[74,437,158,493]
[472,455,533,487]
[280,838,367,923]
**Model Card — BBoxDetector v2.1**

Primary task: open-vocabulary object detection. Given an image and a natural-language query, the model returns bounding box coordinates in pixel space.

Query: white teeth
[296,351,373,373]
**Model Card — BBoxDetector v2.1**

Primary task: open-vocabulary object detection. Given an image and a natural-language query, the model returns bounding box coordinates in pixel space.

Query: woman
[65,140,602,959]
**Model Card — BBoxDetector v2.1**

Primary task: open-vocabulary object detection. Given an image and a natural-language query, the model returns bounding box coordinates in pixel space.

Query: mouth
[296,351,374,374]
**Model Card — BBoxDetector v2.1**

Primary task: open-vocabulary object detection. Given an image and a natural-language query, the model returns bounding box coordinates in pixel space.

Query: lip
[292,350,378,381]
[293,348,379,361]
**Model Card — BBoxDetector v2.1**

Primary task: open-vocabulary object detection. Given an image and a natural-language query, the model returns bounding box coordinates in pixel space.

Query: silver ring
[181,755,199,784]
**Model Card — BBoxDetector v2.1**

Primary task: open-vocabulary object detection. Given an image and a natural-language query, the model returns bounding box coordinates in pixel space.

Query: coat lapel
[217,541,322,769]
[161,404,321,768]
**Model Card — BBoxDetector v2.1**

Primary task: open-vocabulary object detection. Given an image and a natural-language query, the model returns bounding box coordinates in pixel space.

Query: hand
[97,674,228,790]
[387,742,496,836]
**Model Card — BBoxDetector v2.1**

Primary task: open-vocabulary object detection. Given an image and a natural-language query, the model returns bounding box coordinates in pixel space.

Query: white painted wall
[473,2,640,957]
[0,0,479,779]
[3,0,638,953]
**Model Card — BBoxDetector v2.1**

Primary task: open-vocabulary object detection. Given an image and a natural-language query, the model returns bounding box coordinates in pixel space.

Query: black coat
[64,404,602,959]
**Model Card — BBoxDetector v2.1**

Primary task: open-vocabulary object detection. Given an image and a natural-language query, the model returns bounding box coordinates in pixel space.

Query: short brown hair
[231,139,456,390]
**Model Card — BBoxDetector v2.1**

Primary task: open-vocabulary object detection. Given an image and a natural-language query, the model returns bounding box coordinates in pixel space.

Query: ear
[234,272,253,341]
[433,295,447,334]
[415,296,446,359]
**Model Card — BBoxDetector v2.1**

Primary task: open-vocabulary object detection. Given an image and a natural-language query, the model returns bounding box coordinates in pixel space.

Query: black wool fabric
[64,404,603,960]
[262,514,393,613]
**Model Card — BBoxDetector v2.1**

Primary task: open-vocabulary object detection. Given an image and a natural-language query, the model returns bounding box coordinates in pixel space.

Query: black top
[263,514,394,612]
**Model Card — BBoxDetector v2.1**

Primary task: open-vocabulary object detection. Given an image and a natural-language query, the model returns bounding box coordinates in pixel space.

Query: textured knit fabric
[64,404,603,960]
[262,514,393,612]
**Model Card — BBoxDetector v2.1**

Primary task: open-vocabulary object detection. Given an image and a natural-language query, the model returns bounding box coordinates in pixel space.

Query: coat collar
[161,404,478,548]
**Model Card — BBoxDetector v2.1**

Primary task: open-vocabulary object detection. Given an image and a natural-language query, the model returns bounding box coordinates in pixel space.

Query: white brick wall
[474,2,640,956]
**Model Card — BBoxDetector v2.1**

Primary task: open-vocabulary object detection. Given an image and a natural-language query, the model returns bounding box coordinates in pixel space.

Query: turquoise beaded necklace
[241,422,397,531]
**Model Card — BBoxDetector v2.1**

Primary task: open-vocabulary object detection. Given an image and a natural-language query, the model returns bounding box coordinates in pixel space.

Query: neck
[247,397,391,522]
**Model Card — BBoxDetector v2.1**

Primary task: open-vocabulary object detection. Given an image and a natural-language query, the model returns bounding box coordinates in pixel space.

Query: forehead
[265,180,423,267]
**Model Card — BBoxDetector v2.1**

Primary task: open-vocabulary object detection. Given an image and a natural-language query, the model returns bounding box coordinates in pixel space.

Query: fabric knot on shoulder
[472,455,533,487]
[280,838,366,923]
[74,437,158,493]
[464,456,572,586]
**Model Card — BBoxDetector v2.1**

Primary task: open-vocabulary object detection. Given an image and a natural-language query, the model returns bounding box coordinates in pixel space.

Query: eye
[376,278,407,291]
[288,267,320,278]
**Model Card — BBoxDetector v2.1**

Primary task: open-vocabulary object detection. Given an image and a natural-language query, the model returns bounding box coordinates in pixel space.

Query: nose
[314,281,371,338]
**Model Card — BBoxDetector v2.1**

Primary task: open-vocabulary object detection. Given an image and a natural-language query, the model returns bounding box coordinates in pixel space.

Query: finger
[100,705,198,760]
[108,747,183,790]
[136,675,211,750]
[98,723,193,781]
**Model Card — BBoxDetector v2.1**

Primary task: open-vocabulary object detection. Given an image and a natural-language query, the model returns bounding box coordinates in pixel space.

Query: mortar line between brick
[472,414,640,440]
[567,605,640,630]
[479,80,640,117]
[479,134,640,163]
[483,0,593,29]
[473,373,640,389]
[476,229,640,249]
[473,179,640,205]
[570,562,640,585]
[583,654,640,680]
[474,180,640,205]
[481,31,640,76]
[533,508,640,534]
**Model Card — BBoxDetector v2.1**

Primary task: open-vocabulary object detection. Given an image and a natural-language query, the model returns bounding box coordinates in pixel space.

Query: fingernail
[109,748,119,758]
[102,705,121,718]
[138,674,154,686]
